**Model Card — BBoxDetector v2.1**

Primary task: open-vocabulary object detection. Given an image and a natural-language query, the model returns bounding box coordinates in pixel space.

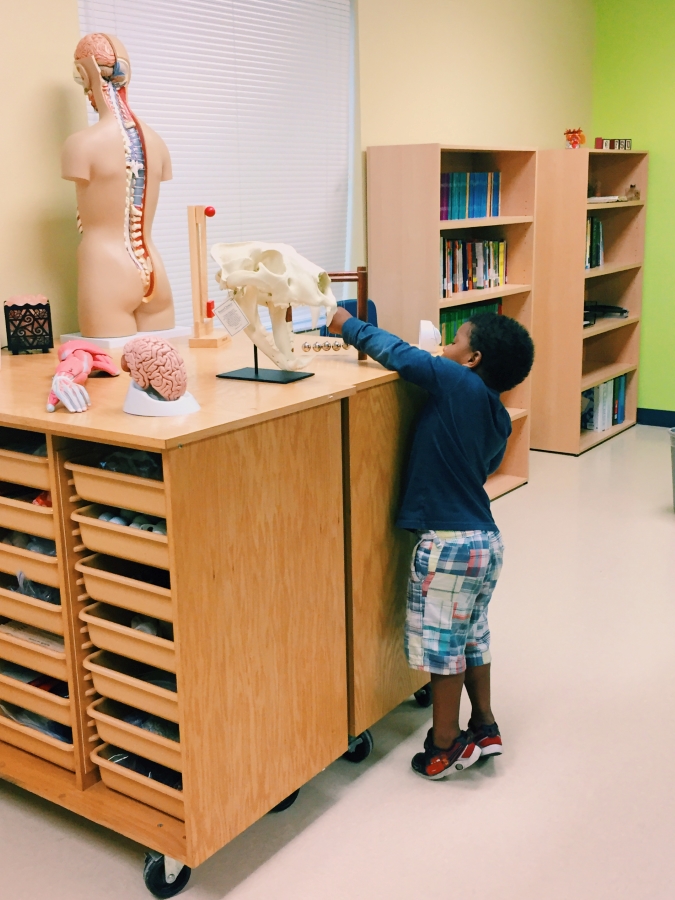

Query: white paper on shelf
[0,621,64,652]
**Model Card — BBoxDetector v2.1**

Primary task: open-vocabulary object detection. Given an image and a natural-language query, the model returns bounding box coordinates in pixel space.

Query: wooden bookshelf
[367,143,536,499]
[531,149,648,455]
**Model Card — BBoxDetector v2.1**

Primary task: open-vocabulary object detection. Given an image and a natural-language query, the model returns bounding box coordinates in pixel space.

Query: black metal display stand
[217,345,314,384]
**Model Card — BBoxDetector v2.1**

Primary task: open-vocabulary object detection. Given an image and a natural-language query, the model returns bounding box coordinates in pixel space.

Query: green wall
[594,0,675,412]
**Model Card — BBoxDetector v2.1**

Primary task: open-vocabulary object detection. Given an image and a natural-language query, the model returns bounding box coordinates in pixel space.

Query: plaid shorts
[405,530,504,676]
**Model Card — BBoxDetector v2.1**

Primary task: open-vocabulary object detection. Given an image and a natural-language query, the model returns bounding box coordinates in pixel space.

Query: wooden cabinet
[0,338,426,871]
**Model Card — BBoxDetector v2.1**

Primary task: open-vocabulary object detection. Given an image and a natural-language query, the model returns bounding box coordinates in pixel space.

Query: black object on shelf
[4,296,54,354]
[583,304,629,327]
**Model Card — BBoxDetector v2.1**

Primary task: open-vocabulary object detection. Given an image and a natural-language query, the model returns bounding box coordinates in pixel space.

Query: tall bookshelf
[366,143,536,500]
[531,149,647,455]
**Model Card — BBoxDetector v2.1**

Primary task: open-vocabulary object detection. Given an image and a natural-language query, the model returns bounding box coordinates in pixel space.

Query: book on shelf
[440,238,507,297]
[588,196,619,203]
[440,172,501,220]
[585,217,605,269]
[440,301,501,345]
[580,374,627,432]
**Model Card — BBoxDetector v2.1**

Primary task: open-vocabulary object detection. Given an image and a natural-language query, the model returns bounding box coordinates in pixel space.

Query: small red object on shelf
[204,206,216,217]
[206,299,215,318]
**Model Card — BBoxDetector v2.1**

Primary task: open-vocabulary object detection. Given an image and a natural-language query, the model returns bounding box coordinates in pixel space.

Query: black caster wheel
[414,683,432,708]
[143,852,191,898]
[342,729,374,763]
[269,788,300,813]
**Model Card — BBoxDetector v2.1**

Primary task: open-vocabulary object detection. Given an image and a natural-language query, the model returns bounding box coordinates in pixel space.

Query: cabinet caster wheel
[414,683,432,708]
[269,788,300,813]
[143,853,191,898]
[343,729,373,763]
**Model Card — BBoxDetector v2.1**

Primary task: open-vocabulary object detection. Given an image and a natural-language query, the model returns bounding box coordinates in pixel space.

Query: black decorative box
[4,296,54,355]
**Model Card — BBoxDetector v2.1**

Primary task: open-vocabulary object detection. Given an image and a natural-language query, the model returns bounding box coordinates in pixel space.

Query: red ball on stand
[204,206,216,217]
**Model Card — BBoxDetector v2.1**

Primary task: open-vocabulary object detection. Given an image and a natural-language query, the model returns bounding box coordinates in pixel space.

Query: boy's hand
[328,306,352,335]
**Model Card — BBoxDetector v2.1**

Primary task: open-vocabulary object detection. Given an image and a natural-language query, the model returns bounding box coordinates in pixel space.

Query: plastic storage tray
[83,651,179,723]
[0,585,62,635]
[71,505,169,570]
[91,743,184,820]
[65,460,166,518]
[0,712,74,770]
[80,603,175,673]
[0,539,60,588]
[0,449,49,491]
[88,698,181,772]
[0,493,55,540]
[0,670,71,726]
[75,555,172,621]
[0,629,67,681]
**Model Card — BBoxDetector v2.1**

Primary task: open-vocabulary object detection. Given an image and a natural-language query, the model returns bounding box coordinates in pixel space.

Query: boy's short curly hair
[467,312,534,393]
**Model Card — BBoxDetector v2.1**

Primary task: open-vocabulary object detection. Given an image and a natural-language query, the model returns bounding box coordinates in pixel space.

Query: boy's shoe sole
[477,738,502,757]
[412,731,481,780]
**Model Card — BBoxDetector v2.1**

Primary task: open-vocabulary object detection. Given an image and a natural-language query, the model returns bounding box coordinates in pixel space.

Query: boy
[329,308,534,779]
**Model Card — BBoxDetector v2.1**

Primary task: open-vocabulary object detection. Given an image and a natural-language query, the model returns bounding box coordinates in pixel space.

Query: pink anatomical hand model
[47,340,120,413]
[62,33,175,338]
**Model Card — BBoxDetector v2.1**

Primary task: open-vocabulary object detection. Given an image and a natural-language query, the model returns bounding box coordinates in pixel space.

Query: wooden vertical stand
[188,205,231,349]
[327,267,368,360]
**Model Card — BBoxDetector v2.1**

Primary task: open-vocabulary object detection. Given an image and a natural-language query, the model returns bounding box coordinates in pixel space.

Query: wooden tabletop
[0,335,399,450]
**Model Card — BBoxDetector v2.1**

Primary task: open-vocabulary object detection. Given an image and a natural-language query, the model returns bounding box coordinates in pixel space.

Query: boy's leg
[464,663,495,726]
[431,672,465,748]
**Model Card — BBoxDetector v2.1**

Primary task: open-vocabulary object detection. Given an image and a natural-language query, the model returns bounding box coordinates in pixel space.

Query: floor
[1,424,674,899]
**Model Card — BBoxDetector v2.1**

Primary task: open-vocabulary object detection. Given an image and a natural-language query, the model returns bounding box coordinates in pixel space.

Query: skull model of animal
[211,242,337,371]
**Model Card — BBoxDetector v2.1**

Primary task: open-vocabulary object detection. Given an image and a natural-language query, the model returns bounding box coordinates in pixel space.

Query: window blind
[77,0,352,327]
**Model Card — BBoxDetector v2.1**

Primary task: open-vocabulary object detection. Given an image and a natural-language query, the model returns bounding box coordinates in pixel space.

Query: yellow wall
[351,0,595,264]
[0,2,85,344]
[4,1,595,322]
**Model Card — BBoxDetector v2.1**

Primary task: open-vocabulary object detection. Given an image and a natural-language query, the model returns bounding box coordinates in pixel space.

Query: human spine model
[62,33,174,338]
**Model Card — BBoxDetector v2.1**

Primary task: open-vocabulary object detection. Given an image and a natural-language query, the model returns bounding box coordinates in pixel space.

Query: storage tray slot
[80,603,175,673]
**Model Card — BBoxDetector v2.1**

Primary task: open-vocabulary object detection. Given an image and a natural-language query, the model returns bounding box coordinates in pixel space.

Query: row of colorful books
[585,217,605,269]
[439,301,501,345]
[441,238,507,296]
[580,375,627,432]
[440,172,501,220]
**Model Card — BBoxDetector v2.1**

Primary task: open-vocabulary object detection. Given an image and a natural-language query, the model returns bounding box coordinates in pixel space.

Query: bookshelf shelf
[584,261,642,280]
[485,473,528,501]
[532,149,647,455]
[580,362,637,392]
[583,315,640,339]
[586,200,644,211]
[439,284,531,309]
[579,419,636,452]
[440,215,533,230]
[367,143,535,497]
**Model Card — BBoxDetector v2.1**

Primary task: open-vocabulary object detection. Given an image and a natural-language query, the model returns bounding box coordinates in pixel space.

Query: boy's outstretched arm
[330,308,442,392]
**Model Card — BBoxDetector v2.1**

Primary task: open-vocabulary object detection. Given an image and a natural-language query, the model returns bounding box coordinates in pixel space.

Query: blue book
[450,173,459,219]
[618,375,626,424]
[468,173,477,218]
[480,173,488,217]
[492,171,500,216]
[459,174,468,219]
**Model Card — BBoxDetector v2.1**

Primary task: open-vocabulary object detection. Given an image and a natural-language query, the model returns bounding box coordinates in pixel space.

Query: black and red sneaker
[411,729,481,780]
[468,719,503,757]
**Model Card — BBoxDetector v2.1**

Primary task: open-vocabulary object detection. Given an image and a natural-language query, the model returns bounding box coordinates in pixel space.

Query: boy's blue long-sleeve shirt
[342,318,511,532]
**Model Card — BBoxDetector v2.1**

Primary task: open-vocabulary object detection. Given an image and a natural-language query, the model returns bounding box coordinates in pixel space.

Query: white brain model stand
[211,242,338,372]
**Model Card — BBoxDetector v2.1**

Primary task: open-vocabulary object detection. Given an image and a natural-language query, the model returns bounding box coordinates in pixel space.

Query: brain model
[122,337,188,401]
[74,33,116,68]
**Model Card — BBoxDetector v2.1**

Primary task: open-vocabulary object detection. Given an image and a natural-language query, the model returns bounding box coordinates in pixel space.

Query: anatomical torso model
[62,33,174,338]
